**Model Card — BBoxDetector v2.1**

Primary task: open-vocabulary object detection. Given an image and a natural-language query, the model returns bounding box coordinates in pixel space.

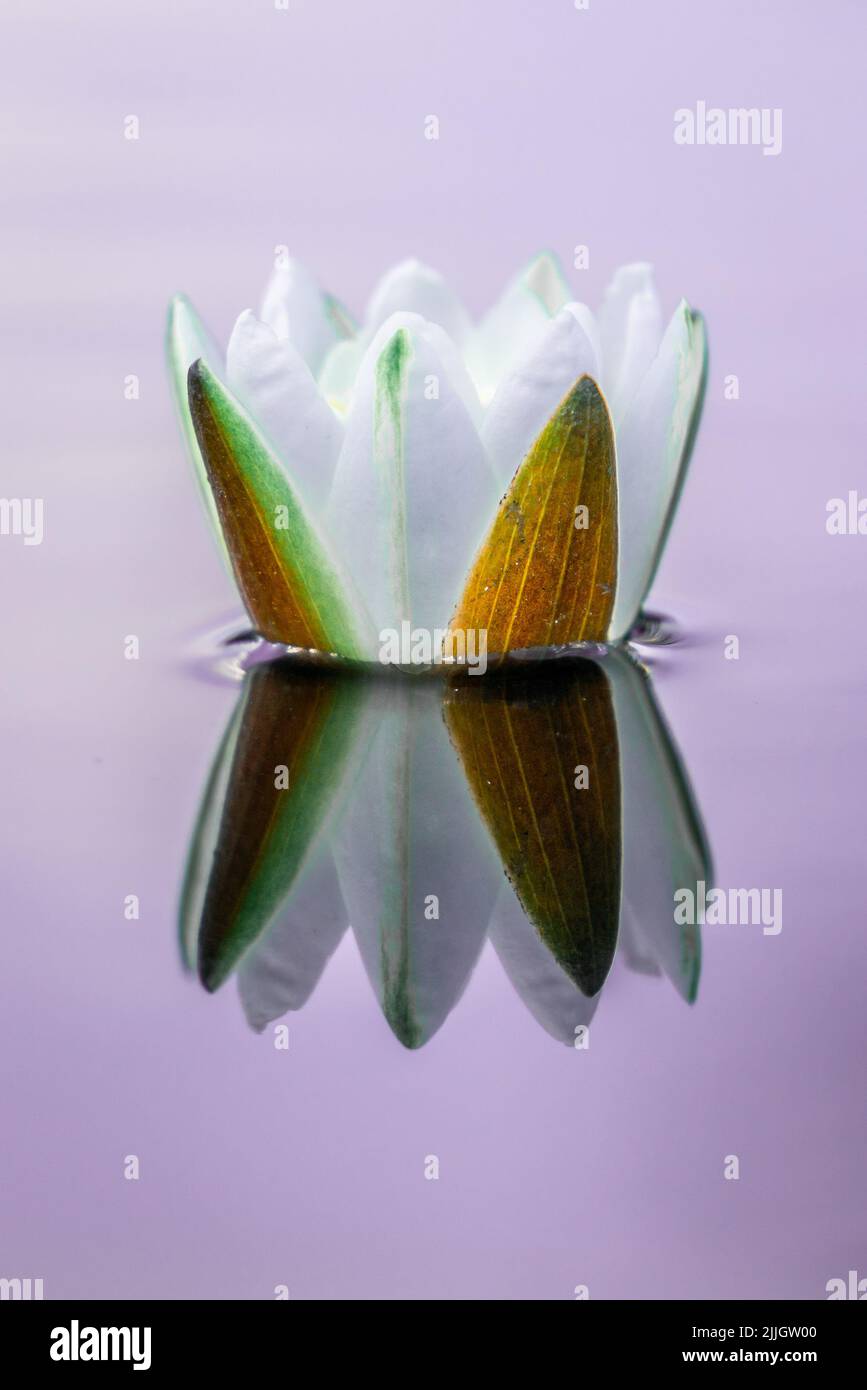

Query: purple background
[1,0,865,1298]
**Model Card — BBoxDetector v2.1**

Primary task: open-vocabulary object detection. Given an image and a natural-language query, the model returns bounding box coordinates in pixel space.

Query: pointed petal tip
[198,957,223,995]
[522,249,571,312]
[166,292,198,344]
[563,371,613,423]
[186,354,207,405]
[364,259,470,344]
[380,321,412,364]
[687,303,707,343]
[393,255,434,275]
[233,305,263,329]
[167,290,192,315]
[613,259,655,279]
[393,1025,427,1051]
[371,322,413,406]
[225,308,278,363]
[187,353,224,406]
[167,292,217,350]
[524,247,563,273]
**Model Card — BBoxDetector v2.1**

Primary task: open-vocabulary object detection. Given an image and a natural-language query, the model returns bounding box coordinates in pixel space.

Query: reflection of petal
[237,853,347,1031]
[618,907,662,977]
[184,665,365,992]
[489,883,600,1045]
[606,649,711,1001]
[178,697,245,971]
[444,662,622,997]
[181,647,712,1042]
[331,681,500,1048]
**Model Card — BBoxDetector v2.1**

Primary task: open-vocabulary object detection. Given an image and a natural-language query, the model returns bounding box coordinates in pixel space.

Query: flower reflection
[180,649,711,1047]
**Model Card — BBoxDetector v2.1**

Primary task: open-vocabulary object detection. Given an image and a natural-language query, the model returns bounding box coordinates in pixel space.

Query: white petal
[521,249,573,314]
[364,258,472,346]
[413,316,483,428]
[327,314,497,641]
[226,310,343,516]
[608,302,706,641]
[565,301,602,370]
[489,885,600,1045]
[320,312,481,426]
[259,256,345,374]
[331,683,500,1047]
[611,288,664,423]
[318,338,365,416]
[481,304,599,487]
[322,292,357,339]
[237,853,348,1031]
[465,251,572,403]
[607,649,710,1002]
[597,262,662,417]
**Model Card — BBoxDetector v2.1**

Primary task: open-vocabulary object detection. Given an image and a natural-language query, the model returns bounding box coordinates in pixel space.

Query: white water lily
[167,250,706,661]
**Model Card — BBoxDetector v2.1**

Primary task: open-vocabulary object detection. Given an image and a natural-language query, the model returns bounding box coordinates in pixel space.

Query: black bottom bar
[1,1298,861,1372]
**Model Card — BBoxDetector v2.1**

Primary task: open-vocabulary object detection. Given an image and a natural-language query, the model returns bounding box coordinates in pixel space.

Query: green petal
[188,359,374,659]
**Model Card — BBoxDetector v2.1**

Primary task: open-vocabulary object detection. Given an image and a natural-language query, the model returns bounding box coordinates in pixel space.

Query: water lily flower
[167,252,707,666]
[181,649,711,1047]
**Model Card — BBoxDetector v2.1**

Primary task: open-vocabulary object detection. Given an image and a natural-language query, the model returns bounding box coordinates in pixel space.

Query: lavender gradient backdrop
[1,0,865,1298]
